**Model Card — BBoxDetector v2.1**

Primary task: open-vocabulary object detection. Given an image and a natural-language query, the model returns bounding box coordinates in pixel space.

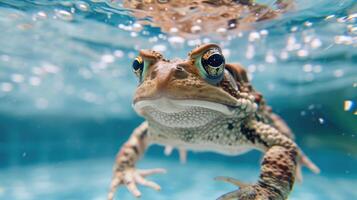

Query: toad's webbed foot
[108,122,168,200]
[216,184,284,200]
[215,177,284,200]
[108,168,166,200]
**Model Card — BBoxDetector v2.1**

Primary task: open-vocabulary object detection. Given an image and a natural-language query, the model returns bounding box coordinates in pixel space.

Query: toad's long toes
[214,176,249,188]
[217,190,240,200]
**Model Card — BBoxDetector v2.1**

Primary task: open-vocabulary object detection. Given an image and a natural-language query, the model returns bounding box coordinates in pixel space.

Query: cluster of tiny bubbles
[301,64,323,82]
[286,23,323,59]
[30,0,93,23]
[298,104,328,125]
[325,13,357,46]
[244,30,269,60]
[0,36,131,113]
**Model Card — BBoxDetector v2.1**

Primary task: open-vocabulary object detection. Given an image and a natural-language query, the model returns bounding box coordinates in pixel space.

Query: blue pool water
[0,0,356,200]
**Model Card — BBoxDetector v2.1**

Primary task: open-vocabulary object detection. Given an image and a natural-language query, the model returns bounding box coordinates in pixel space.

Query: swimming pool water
[0,0,356,200]
[1,149,357,200]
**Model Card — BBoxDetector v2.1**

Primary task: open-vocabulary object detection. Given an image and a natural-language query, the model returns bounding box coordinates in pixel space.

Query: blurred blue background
[0,0,356,199]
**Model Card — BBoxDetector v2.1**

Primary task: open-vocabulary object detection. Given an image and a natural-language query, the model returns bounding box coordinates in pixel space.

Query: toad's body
[108,44,319,200]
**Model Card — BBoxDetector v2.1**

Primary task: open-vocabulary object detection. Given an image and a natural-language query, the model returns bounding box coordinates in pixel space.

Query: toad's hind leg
[217,146,297,200]
[216,120,319,200]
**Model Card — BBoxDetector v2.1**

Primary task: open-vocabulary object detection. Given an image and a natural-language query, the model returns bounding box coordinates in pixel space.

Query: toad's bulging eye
[132,56,144,78]
[199,48,225,84]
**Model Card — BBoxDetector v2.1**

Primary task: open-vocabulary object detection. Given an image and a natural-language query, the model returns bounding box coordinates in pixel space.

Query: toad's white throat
[133,98,235,128]
[134,98,235,116]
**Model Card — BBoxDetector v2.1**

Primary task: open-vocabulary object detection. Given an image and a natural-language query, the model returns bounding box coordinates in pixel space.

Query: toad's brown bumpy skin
[121,0,294,37]
[108,44,319,200]
[108,122,166,199]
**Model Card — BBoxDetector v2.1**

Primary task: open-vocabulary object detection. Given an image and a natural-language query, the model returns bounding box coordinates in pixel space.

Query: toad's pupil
[207,54,224,67]
[133,58,143,71]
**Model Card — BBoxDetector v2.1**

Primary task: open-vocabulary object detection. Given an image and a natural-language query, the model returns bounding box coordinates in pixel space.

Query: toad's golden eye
[201,48,225,78]
[132,56,144,77]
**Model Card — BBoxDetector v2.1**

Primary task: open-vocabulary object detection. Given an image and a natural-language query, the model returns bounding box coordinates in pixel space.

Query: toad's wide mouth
[134,98,236,116]
[133,98,237,128]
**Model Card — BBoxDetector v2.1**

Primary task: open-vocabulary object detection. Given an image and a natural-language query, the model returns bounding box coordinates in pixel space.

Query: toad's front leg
[217,120,319,200]
[108,122,166,200]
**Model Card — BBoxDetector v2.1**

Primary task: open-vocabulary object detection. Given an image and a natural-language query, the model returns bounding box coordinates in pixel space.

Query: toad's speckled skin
[108,44,320,200]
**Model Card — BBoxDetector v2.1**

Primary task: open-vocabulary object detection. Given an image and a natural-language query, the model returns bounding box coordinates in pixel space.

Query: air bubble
[55,10,74,21]
[248,32,260,42]
[101,54,115,63]
[32,67,44,75]
[1,82,13,92]
[334,35,353,45]
[132,23,143,32]
[290,26,298,32]
[168,36,185,45]
[325,15,335,20]
[337,16,348,23]
[318,118,325,124]
[75,1,90,12]
[300,111,306,116]
[248,65,256,73]
[60,1,73,6]
[169,27,179,33]
[303,64,313,72]
[297,49,309,57]
[347,25,357,35]
[152,44,167,52]
[0,55,10,62]
[202,38,211,43]
[311,38,322,49]
[130,32,138,37]
[187,39,201,46]
[348,13,357,20]
[245,44,255,59]
[114,50,124,58]
[304,21,313,27]
[265,51,276,63]
[333,69,344,77]
[216,27,227,34]
[29,77,41,86]
[33,11,47,20]
[42,63,60,74]
[148,36,158,43]
[286,36,301,51]
[11,74,24,83]
[260,29,268,36]
[190,25,201,33]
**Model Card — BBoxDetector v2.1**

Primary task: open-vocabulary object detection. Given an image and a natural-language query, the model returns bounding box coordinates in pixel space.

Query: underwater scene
[0,0,356,200]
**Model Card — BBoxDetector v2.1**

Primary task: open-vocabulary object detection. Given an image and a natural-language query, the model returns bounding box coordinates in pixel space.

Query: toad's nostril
[174,66,188,79]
